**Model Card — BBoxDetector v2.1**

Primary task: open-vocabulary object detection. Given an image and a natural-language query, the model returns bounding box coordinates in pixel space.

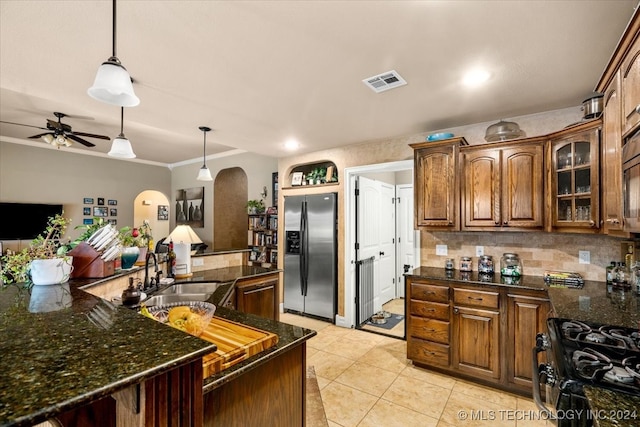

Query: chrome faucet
[144,251,159,291]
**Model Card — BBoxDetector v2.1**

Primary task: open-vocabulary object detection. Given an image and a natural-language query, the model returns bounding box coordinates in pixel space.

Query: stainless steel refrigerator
[284,193,337,321]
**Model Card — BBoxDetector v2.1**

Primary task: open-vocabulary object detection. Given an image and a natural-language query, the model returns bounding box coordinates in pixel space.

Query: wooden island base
[203,343,306,427]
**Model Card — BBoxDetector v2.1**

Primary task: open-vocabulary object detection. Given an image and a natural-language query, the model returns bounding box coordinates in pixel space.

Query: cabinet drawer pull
[422,327,436,332]
[468,296,483,301]
[422,349,437,356]
[423,308,436,312]
[423,291,435,295]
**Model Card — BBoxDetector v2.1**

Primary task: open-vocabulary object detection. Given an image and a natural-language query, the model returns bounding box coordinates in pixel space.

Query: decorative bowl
[426,132,454,141]
[144,300,216,337]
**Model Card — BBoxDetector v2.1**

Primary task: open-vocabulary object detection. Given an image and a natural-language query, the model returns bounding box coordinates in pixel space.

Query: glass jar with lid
[500,253,522,277]
[459,256,472,272]
[445,258,455,270]
[478,255,494,274]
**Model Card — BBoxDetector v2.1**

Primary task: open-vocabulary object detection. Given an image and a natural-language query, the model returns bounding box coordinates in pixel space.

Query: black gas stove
[533,318,640,427]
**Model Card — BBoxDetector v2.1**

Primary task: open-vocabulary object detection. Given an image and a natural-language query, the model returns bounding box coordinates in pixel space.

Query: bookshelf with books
[248,209,278,267]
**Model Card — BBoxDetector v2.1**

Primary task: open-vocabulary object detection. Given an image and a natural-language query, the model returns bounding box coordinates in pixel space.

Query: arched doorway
[213,167,248,250]
[133,190,171,244]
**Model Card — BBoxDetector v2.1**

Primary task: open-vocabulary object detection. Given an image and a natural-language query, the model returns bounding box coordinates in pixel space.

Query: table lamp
[167,225,203,278]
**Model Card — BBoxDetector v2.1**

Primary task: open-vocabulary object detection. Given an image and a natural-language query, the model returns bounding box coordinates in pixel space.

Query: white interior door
[378,182,396,305]
[357,176,381,311]
[396,184,418,298]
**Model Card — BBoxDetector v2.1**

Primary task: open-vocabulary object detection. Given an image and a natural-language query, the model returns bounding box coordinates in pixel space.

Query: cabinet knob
[503,220,508,225]
[453,307,459,314]
[495,221,500,226]
[635,104,640,115]
[589,220,596,227]
[379,251,385,256]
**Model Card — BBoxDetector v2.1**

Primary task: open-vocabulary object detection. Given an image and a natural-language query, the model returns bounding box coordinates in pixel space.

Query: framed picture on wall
[83,207,91,215]
[158,205,169,221]
[108,199,117,206]
[93,206,108,217]
[83,197,94,204]
[83,218,94,225]
[108,219,117,226]
[97,198,105,206]
[109,208,117,217]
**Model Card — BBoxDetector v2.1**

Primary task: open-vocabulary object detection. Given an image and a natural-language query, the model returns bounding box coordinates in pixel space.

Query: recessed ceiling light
[284,139,300,151]
[462,69,491,87]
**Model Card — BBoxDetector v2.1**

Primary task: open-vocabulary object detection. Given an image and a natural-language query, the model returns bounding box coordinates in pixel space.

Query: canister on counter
[445,258,455,270]
[478,255,494,274]
[459,256,472,272]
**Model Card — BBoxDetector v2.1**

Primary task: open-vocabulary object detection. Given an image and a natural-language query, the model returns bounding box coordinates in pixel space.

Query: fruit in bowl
[141,301,216,337]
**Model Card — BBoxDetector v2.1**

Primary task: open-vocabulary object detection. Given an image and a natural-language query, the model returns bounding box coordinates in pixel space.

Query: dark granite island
[0,265,316,427]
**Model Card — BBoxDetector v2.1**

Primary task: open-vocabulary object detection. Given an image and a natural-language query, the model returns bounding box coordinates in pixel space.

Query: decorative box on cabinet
[460,139,545,231]
[548,120,601,232]
[410,137,468,230]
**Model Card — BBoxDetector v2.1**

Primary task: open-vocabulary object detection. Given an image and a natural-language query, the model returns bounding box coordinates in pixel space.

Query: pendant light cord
[112,0,117,58]
[203,131,207,164]
[119,107,124,137]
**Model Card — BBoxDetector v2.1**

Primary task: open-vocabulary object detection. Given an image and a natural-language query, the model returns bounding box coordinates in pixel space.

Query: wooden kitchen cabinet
[452,287,501,380]
[548,120,601,232]
[410,138,468,230]
[506,292,550,394]
[234,273,279,321]
[461,139,544,231]
[601,71,625,234]
[622,35,640,135]
[406,278,451,368]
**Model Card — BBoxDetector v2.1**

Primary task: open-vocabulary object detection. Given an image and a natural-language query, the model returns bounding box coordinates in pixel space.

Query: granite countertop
[583,386,640,427]
[0,265,315,426]
[407,267,640,329]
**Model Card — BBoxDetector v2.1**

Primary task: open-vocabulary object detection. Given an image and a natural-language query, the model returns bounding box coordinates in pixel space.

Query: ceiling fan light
[56,135,67,145]
[197,165,213,181]
[88,60,140,107]
[41,134,54,144]
[108,135,136,158]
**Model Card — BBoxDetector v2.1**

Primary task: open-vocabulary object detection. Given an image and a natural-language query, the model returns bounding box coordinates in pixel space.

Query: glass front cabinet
[549,121,601,232]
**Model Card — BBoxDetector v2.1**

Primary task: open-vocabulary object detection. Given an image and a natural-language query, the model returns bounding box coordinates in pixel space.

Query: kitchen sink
[143,293,212,306]
[157,282,226,295]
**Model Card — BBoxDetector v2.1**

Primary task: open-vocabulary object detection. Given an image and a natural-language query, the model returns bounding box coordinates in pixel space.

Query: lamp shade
[197,165,213,181]
[167,225,203,245]
[108,136,136,158]
[88,60,140,107]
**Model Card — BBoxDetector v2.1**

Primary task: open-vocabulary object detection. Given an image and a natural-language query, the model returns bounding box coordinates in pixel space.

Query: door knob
[379,251,385,256]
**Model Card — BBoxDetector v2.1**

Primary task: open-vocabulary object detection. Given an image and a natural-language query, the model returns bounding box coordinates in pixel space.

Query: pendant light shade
[108,107,136,158]
[197,126,213,181]
[88,0,139,107]
[88,59,139,107]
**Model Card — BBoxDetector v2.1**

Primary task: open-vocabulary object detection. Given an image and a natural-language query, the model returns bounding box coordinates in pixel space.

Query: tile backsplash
[420,231,630,282]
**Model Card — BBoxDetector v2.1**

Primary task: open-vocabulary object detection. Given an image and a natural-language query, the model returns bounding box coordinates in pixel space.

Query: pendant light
[88,0,140,107]
[108,107,136,158]
[197,126,213,181]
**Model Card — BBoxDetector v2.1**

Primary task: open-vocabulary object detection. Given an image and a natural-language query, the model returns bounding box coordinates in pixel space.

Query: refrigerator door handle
[299,201,306,296]
[302,200,309,296]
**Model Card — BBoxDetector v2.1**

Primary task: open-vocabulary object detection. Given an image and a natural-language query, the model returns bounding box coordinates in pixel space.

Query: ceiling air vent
[362,70,407,93]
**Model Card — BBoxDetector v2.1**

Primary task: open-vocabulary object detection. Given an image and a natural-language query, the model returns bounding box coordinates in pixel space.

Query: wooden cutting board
[200,316,278,377]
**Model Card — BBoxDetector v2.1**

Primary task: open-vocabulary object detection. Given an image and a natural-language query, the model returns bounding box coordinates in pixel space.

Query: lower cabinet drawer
[409,299,449,321]
[453,288,499,309]
[409,316,449,344]
[408,338,450,368]
[411,283,450,303]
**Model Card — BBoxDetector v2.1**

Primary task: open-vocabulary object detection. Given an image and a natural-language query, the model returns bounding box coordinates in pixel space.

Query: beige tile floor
[281,312,552,427]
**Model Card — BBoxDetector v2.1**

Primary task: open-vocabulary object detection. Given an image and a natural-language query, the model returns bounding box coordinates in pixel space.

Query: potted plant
[247,199,265,214]
[0,213,72,289]
[118,220,153,268]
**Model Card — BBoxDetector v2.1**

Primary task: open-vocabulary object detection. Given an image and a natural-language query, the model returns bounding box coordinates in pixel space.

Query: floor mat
[363,313,404,330]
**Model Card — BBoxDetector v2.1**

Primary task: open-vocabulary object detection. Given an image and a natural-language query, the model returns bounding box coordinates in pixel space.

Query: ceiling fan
[0,111,110,148]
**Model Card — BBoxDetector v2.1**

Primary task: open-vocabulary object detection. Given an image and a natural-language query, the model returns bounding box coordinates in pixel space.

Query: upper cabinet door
[549,123,601,232]
[461,141,544,231]
[412,138,467,230]
[602,72,625,234]
[462,148,501,229]
[501,145,544,228]
[622,36,640,135]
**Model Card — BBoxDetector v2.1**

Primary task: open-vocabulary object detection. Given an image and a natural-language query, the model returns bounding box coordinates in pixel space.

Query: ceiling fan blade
[0,120,48,131]
[66,134,96,147]
[72,131,110,140]
[28,132,52,139]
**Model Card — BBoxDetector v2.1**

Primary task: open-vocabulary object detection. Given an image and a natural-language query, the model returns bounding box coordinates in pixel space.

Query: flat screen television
[0,202,64,240]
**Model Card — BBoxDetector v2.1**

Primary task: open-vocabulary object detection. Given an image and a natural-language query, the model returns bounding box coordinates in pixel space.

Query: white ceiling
[1,1,638,166]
